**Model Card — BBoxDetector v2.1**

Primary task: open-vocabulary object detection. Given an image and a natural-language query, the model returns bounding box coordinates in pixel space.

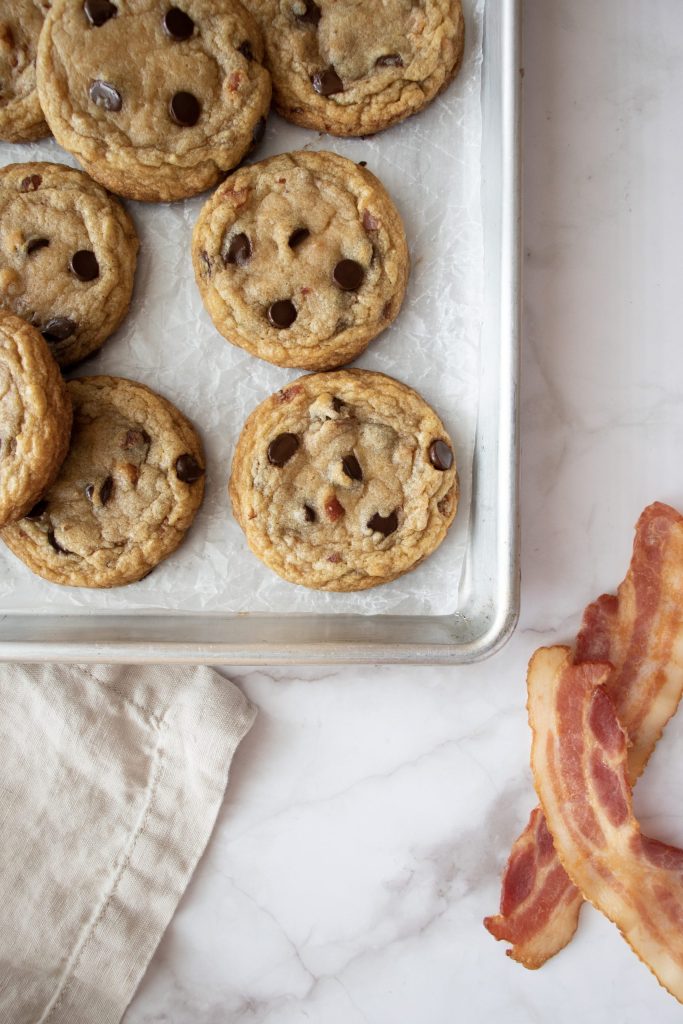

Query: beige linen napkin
[0,663,256,1024]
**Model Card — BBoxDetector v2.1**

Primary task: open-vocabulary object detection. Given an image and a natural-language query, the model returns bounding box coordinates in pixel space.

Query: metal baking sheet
[0,0,519,663]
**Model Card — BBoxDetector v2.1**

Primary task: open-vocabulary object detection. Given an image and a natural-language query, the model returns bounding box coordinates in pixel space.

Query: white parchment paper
[0,0,483,615]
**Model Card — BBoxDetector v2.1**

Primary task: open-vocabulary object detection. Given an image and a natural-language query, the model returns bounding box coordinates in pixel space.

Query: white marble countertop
[125,1,683,1020]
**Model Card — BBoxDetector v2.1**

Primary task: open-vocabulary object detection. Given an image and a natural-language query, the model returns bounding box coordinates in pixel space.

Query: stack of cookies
[0,0,465,593]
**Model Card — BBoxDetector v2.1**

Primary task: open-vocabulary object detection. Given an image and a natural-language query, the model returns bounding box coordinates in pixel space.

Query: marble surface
[124,1,683,1020]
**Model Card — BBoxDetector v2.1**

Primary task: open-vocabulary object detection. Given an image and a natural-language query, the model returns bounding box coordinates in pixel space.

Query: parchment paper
[0,0,484,615]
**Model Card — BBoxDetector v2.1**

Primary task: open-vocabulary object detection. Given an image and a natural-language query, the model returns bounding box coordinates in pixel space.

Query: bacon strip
[528,645,683,1003]
[485,502,683,967]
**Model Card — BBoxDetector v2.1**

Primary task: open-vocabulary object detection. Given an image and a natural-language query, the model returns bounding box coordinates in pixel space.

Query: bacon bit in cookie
[325,496,345,522]
[438,490,455,516]
[117,462,139,486]
[200,250,212,275]
[277,384,303,403]
[382,301,393,320]
[121,428,150,449]
[276,177,287,184]
[363,209,379,231]
[228,71,243,92]
[301,286,312,296]
[0,24,14,48]
[247,509,257,520]
[327,552,342,563]
[224,187,250,208]
[20,174,42,192]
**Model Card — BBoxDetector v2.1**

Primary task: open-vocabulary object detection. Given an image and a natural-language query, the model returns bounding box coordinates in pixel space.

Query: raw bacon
[528,646,683,1003]
[485,502,683,967]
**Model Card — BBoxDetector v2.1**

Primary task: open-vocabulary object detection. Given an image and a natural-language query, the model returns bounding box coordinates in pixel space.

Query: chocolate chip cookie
[0,312,71,529]
[36,0,272,202]
[193,151,409,370]
[0,162,139,368]
[0,0,50,142]
[2,375,205,586]
[241,0,465,136]
[229,369,458,591]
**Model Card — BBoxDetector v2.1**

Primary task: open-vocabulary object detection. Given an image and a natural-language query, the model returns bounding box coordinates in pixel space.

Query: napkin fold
[0,662,256,1024]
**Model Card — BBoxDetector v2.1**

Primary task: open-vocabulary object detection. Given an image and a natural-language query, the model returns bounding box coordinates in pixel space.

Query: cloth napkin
[0,662,256,1024]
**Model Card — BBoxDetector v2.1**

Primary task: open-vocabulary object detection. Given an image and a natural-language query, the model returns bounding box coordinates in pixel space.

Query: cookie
[36,0,272,202]
[0,312,71,529]
[2,375,205,587]
[0,162,139,368]
[193,151,409,370]
[241,0,465,137]
[0,1,50,142]
[229,369,458,591]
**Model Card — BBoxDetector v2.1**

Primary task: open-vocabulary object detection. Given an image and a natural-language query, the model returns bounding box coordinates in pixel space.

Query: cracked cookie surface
[193,151,409,370]
[36,0,272,201]
[0,162,139,368]
[0,0,50,142]
[2,374,205,586]
[229,369,458,591]
[242,0,464,136]
[0,312,71,528]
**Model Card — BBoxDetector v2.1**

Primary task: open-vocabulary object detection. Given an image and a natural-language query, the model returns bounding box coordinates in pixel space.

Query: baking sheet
[0,0,484,616]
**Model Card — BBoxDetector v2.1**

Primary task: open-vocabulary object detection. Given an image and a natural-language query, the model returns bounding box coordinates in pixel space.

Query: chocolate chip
[252,115,266,145]
[20,174,41,192]
[47,529,68,554]
[163,6,194,39]
[89,79,122,111]
[376,54,404,67]
[100,476,114,505]
[368,510,398,536]
[268,299,297,329]
[342,454,363,481]
[332,397,346,413]
[238,40,253,60]
[288,227,310,249]
[70,249,99,281]
[175,453,204,482]
[304,504,316,522]
[25,500,47,519]
[122,428,150,449]
[358,160,367,167]
[224,232,251,266]
[429,439,453,471]
[169,91,200,126]
[84,0,116,26]
[297,0,321,25]
[312,67,343,96]
[42,317,76,343]
[26,238,49,255]
[267,433,299,467]
[333,259,364,291]
[85,483,95,501]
